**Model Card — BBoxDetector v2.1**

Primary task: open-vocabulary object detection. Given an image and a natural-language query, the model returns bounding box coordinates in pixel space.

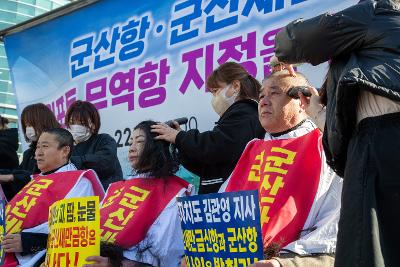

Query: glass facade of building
[0,0,72,128]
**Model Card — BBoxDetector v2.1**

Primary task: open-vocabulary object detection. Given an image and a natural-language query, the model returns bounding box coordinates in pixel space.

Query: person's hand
[168,121,183,131]
[248,259,281,267]
[270,56,296,77]
[0,174,13,183]
[298,87,324,118]
[151,123,181,144]
[83,256,111,267]
[1,233,23,253]
[181,257,188,267]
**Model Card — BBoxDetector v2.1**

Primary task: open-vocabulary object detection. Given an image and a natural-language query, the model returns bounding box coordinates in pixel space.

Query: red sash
[100,176,189,248]
[226,129,322,248]
[2,169,104,267]
[5,169,104,234]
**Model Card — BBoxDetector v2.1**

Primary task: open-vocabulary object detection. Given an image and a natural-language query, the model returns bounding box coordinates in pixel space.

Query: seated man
[221,70,342,267]
[1,128,104,267]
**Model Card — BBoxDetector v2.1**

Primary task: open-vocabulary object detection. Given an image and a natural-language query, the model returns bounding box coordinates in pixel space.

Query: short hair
[206,62,261,101]
[263,69,311,86]
[65,100,101,135]
[41,128,74,159]
[261,70,311,96]
[133,120,179,177]
[21,103,60,142]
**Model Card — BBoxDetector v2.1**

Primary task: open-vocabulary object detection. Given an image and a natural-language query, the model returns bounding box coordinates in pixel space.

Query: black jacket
[275,0,400,176]
[176,99,265,193]
[0,128,19,169]
[70,133,123,189]
[1,143,39,201]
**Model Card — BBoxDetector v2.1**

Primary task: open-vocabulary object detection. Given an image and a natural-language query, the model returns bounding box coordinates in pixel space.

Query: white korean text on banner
[2,0,357,175]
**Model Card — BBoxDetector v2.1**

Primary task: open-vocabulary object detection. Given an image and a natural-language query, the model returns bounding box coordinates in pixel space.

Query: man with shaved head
[220,70,342,267]
[259,71,311,133]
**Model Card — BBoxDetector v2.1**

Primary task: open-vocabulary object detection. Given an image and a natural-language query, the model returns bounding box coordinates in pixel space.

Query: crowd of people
[0,0,399,266]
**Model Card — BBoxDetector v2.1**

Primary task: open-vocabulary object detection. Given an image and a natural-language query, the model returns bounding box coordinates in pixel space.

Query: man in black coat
[274,1,400,266]
[0,115,20,200]
[0,115,18,170]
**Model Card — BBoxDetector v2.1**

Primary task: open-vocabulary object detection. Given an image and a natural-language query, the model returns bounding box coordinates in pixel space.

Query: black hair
[206,62,261,101]
[133,120,179,177]
[41,128,74,159]
[100,242,124,267]
[21,103,60,142]
[65,100,101,135]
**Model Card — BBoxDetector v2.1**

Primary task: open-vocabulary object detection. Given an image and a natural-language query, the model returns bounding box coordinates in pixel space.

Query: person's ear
[88,120,95,133]
[232,80,241,93]
[298,92,309,112]
[61,145,71,159]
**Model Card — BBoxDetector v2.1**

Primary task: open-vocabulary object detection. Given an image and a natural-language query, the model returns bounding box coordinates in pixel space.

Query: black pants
[335,113,400,267]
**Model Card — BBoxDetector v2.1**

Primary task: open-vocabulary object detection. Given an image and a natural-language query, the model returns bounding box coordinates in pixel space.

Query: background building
[0,0,72,128]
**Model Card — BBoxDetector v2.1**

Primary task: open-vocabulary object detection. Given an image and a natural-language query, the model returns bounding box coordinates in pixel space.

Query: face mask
[69,124,92,143]
[211,85,238,116]
[25,127,37,142]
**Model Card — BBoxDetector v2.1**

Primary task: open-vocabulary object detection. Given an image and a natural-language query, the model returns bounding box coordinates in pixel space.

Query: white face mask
[69,124,92,143]
[25,127,37,142]
[211,85,238,116]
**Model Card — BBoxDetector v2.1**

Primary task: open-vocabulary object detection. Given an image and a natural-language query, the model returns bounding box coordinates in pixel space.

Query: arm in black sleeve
[70,134,120,178]
[175,108,253,165]
[20,232,48,255]
[275,0,372,65]
[2,170,31,201]
[2,149,36,200]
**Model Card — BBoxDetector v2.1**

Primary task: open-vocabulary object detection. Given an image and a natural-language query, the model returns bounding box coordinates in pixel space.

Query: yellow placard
[44,196,100,267]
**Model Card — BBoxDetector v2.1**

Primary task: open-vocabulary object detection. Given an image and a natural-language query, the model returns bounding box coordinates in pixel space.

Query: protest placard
[178,190,263,267]
[44,196,100,267]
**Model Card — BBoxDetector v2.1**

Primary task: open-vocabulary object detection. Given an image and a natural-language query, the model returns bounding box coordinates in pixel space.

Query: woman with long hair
[83,120,193,267]
[152,62,265,194]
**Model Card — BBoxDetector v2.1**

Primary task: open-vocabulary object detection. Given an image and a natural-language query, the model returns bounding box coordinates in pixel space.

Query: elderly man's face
[258,76,303,133]
[35,132,69,173]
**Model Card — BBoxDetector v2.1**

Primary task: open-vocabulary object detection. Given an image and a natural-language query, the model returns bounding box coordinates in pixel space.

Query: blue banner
[177,190,263,266]
[3,0,357,175]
